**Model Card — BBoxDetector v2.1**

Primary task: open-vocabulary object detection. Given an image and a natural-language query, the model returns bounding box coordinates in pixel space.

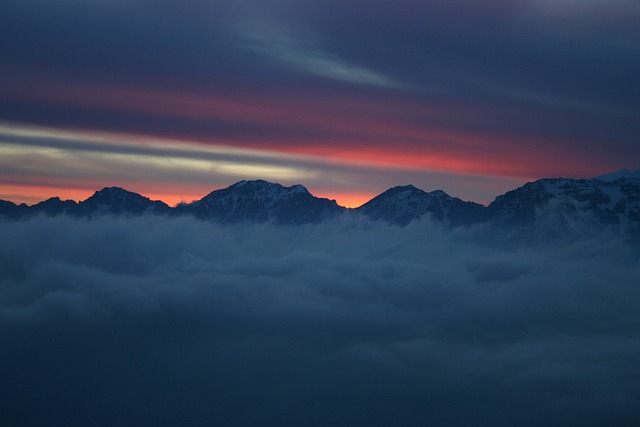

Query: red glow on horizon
[247,138,589,180]
[312,190,376,208]
[1,182,375,209]
[141,192,204,207]
[0,75,625,209]
[0,76,615,182]
[0,183,95,206]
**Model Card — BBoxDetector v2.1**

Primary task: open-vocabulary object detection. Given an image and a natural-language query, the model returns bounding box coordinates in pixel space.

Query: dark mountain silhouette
[74,187,171,217]
[0,187,170,219]
[356,185,486,227]
[2,171,640,238]
[176,180,344,225]
[31,197,78,217]
[0,199,29,220]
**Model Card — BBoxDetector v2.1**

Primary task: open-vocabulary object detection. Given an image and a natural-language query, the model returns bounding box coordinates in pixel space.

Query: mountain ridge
[2,173,640,238]
[355,185,487,228]
[176,180,343,224]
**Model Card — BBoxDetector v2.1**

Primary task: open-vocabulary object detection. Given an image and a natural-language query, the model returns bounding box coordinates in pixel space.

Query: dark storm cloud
[1,215,639,426]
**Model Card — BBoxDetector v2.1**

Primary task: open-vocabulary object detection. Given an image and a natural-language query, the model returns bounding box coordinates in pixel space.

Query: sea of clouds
[1,215,639,426]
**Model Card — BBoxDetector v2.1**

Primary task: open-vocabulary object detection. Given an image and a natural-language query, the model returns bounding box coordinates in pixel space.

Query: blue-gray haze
[1,215,639,426]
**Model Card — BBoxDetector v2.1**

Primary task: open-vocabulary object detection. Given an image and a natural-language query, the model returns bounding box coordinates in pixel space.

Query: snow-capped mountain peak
[356,184,485,227]
[2,174,639,239]
[486,175,640,239]
[184,180,343,224]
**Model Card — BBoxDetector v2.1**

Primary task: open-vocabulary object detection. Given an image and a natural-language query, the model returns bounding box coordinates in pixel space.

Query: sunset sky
[1,0,638,207]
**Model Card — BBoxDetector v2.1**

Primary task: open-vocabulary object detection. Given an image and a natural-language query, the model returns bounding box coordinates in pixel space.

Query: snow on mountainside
[487,176,640,238]
[1,172,640,239]
[178,180,345,224]
[356,185,486,227]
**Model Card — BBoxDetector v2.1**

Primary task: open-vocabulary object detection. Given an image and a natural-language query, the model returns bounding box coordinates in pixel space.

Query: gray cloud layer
[1,216,639,426]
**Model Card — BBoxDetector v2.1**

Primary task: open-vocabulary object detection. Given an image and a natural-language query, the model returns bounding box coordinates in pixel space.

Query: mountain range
[2,171,640,239]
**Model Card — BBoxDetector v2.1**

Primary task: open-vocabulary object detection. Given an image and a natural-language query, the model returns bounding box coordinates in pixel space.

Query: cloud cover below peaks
[1,215,639,426]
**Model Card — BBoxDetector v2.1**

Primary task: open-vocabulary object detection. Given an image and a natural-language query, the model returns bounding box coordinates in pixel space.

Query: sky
[2,215,640,426]
[0,0,639,207]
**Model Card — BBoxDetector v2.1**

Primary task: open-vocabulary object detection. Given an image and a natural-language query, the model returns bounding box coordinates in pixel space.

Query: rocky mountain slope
[2,172,640,238]
[356,185,486,228]
[176,180,344,225]
[487,175,640,238]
